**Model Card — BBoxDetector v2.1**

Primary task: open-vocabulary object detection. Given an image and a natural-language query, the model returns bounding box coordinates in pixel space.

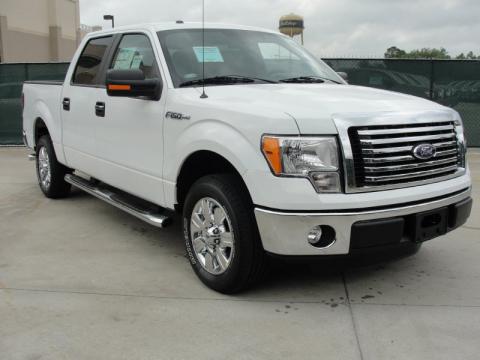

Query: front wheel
[183,174,266,293]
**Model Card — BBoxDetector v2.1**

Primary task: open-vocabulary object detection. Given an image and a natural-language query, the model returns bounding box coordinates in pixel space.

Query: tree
[466,51,479,59]
[456,51,479,59]
[385,46,407,59]
[406,47,451,59]
[385,47,479,59]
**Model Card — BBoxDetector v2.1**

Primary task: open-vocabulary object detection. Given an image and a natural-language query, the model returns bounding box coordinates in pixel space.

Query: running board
[65,174,173,228]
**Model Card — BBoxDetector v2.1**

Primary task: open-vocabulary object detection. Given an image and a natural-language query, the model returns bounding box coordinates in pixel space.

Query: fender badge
[166,111,191,120]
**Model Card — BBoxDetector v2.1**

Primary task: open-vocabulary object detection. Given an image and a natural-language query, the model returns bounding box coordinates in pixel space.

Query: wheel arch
[175,150,253,211]
[33,117,49,149]
[30,98,66,164]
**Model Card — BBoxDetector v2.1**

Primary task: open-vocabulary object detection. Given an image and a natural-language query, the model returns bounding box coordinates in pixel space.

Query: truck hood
[197,84,447,134]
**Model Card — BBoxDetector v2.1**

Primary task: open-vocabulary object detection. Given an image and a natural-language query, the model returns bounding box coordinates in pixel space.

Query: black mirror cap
[107,68,145,81]
[336,71,349,83]
[106,69,162,100]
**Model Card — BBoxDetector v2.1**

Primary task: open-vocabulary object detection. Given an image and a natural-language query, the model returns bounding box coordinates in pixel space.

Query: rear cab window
[72,36,114,86]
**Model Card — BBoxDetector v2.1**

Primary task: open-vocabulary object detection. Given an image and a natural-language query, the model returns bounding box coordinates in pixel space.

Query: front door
[93,32,167,206]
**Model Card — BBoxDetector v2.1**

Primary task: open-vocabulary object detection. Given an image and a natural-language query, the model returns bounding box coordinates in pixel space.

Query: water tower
[279,13,305,45]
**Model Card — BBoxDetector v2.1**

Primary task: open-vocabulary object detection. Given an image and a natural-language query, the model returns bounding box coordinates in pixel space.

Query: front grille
[349,121,461,188]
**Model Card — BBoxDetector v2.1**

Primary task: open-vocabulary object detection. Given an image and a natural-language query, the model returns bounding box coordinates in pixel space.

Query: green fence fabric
[0,63,69,144]
[0,60,479,146]
[324,59,480,146]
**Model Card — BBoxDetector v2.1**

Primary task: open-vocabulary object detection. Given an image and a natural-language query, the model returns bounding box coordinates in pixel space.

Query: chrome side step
[65,174,173,228]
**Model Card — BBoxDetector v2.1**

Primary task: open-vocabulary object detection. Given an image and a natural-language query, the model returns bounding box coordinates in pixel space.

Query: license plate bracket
[412,207,448,243]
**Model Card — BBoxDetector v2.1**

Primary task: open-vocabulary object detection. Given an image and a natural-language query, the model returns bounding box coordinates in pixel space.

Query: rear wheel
[183,174,266,293]
[36,135,72,198]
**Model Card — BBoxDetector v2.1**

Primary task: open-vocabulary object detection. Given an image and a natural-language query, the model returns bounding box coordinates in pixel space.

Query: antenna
[200,0,208,98]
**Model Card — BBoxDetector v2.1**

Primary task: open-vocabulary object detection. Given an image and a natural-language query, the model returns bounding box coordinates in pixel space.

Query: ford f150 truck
[22,23,472,293]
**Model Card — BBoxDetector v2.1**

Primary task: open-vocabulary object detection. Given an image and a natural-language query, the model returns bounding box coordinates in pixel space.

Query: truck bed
[22,81,64,154]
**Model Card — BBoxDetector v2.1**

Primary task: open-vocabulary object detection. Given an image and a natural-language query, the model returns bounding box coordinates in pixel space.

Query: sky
[79,0,480,58]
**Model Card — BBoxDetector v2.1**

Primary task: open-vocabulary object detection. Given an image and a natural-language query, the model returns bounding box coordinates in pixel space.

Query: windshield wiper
[179,75,277,87]
[279,76,341,84]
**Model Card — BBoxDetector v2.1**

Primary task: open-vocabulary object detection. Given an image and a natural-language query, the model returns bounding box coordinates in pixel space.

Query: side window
[73,36,113,85]
[110,34,159,79]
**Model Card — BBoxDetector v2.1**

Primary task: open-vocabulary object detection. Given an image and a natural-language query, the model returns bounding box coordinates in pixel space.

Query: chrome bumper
[254,188,471,256]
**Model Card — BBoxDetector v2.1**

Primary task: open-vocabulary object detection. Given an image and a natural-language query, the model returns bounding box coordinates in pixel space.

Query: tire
[183,174,267,293]
[36,135,72,199]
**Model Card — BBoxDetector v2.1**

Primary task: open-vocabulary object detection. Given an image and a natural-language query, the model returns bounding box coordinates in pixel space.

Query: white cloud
[79,0,480,57]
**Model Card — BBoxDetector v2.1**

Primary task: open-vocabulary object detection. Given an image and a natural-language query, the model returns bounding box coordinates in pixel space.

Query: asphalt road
[1,147,479,360]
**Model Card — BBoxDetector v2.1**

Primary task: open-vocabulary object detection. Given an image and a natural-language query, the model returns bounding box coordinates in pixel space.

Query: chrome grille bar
[361,141,457,154]
[364,165,458,183]
[360,133,455,145]
[357,124,454,136]
[362,148,458,164]
[364,156,458,173]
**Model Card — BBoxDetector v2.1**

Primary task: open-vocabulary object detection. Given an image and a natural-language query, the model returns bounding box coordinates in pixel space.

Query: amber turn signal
[261,136,282,175]
[108,84,132,91]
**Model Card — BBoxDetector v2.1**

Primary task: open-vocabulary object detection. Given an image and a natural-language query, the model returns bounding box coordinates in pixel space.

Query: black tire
[183,174,267,293]
[36,135,72,199]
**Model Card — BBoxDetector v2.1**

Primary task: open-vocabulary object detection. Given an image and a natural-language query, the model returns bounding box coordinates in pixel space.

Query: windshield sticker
[193,47,224,63]
[258,42,300,60]
[130,55,143,69]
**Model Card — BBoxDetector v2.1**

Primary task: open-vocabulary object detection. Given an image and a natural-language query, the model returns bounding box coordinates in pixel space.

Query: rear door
[93,32,167,206]
[61,35,114,175]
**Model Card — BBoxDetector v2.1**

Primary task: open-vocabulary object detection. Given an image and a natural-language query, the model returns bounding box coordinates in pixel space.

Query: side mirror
[336,72,349,83]
[106,69,162,100]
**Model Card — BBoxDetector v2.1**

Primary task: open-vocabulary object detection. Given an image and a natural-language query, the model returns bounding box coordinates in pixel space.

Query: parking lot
[1,147,479,360]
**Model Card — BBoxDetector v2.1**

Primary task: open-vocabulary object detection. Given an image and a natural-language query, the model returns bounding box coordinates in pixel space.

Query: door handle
[62,98,70,111]
[95,102,105,117]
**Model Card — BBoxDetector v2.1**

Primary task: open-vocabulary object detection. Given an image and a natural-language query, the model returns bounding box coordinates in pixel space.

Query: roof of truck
[88,22,279,36]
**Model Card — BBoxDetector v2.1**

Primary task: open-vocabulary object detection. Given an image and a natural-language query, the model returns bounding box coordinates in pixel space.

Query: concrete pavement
[1,147,479,360]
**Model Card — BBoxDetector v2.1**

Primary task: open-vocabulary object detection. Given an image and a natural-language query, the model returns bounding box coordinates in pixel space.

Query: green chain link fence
[0,63,69,144]
[0,60,479,146]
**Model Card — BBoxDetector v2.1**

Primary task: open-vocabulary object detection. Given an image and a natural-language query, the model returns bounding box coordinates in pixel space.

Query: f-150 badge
[166,111,191,120]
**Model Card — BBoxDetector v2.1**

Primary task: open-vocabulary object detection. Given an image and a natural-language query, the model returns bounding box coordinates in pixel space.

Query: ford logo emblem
[412,143,436,160]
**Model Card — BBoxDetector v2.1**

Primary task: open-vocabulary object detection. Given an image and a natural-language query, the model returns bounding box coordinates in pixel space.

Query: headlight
[261,136,341,192]
[453,113,467,167]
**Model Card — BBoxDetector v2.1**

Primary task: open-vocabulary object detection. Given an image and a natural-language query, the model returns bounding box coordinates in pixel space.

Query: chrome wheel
[190,197,235,275]
[38,146,51,190]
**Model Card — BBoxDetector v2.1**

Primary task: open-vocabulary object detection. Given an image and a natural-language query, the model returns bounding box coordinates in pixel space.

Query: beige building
[0,0,101,63]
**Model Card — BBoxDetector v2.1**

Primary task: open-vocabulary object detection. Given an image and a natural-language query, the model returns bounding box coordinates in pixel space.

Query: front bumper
[254,188,472,256]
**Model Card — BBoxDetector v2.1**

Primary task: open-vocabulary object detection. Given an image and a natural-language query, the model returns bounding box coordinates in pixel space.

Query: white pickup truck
[22,22,472,293]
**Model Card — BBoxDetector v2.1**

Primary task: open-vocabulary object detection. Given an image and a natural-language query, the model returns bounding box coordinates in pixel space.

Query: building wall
[0,18,51,62]
[0,0,87,63]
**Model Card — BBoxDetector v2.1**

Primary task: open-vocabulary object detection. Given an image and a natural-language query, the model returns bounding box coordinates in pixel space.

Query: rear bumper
[254,188,472,256]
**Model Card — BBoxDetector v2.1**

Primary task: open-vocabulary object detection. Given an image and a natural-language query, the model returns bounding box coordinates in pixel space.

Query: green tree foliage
[385,46,479,59]
[384,46,407,59]
[456,51,479,60]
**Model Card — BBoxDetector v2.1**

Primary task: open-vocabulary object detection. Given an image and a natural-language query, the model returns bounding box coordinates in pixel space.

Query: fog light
[307,226,322,244]
[307,225,336,248]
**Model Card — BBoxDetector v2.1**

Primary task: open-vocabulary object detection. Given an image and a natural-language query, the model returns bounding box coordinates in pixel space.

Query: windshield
[157,29,343,87]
